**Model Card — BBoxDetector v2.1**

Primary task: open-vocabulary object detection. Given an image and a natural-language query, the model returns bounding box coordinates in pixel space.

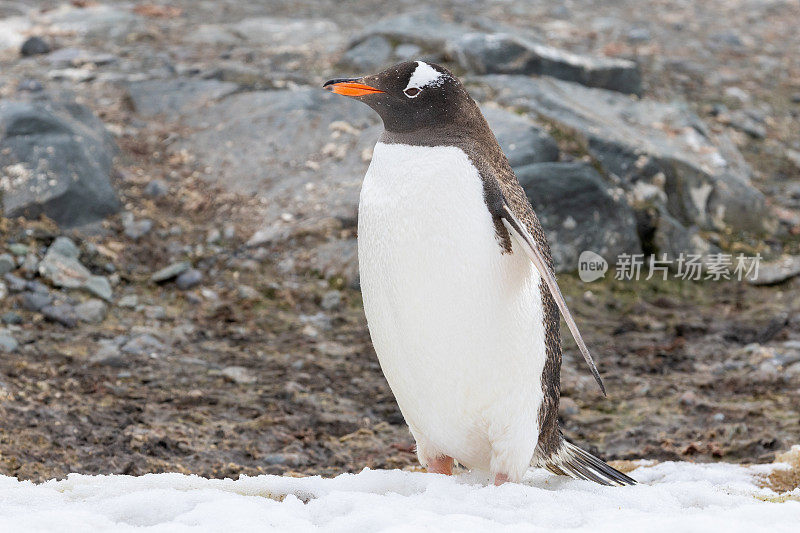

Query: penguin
[324,61,635,486]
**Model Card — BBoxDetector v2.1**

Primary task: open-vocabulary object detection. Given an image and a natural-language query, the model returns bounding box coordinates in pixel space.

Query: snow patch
[1,462,799,531]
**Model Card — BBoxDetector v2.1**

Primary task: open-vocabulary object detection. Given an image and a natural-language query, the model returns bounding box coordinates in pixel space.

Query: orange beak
[323,78,384,97]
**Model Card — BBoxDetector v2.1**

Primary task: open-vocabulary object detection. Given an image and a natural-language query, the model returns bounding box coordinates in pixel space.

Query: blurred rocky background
[0,0,798,481]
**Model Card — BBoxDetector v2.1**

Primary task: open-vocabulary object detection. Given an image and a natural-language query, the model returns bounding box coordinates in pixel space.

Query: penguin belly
[358,142,548,479]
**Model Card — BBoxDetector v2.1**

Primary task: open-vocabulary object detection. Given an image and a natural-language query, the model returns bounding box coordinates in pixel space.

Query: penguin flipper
[500,205,606,396]
[537,439,637,486]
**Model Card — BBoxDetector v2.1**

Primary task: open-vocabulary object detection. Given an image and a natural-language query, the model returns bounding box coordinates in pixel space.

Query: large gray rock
[39,4,142,40]
[516,162,641,272]
[126,79,239,119]
[352,10,468,50]
[177,88,379,224]
[450,33,641,94]
[477,75,775,245]
[481,106,559,167]
[0,97,120,227]
[230,17,343,53]
[340,35,393,71]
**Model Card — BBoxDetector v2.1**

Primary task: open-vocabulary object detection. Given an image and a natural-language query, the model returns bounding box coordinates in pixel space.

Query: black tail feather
[538,440,637,486]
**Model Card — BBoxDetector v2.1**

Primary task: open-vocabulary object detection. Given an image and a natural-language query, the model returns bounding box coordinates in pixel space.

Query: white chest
[357,142,547,473]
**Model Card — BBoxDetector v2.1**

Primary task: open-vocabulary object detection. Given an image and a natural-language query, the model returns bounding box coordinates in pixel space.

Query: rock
[151,261,190,282]
[237,285,259,300]
[20,291,53,311]
[38,247,112,301]
[481,106,559,167]
[144,179,168,197]
[559,397,579,417]
[652,210,717,264]
[340,35,392,71]
[20,36,50,56]
[90,342,126,367]
[122,213,153,240]
[0,16,31,53]
[0,254,14,275]
[394,44,422,60]
[118,294,138,308]
[725,110,767,139]
[175,269,203,290]
[353,10,469,50]
[1,312,23,325]
[0,330,19,352]
[748,256,800,286]
[516,162,641,271]
[450,33,641,94]
[75,299,108,323]
[231,17,343,53]
[41,4,143,40]
[0,281,6,302]
[220,366,257,385]
[627,28,651,44]
[3,273,27,293]
[0,97,120,227]
[47,68,95,83]
[309,239,359,288]
[126,78,238,119]
[143,306,166,320]
[48,236,79,259]
[320,290,342,310]
[25,280,49,294]
[41,304,77,328]
[8,243,28,256]
[121,334,165,356]
[176,88,378,224]
[479,75,775,240]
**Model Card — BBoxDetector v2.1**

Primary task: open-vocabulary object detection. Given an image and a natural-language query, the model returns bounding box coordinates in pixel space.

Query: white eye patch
[404,61,444,97]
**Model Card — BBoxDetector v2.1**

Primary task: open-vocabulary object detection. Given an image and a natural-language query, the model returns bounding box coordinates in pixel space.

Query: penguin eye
[404,87,421,98]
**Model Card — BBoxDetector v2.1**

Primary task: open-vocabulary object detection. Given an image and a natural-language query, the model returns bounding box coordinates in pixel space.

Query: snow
[1,462,798,532]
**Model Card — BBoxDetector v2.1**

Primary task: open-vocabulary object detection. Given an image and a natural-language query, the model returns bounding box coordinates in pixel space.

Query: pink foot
[426,455,454,476]
[494,473,509,486]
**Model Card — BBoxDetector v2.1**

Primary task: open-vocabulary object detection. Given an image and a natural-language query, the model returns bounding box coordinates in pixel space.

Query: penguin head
[324,61,472,134]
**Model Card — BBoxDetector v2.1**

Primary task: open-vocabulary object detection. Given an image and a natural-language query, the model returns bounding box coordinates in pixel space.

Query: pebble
[0,254,15,275]
[559,397,580,416]
[75,299,108,323]
[0,330,19,353]
[206,228,221,244]
[175,269,203,290]
[1,312,23,325]
[8,244,28,256]
[118,295,139,308]
[4,273,27,293]
[320,290,342,310]
[26,280,49,294]
[48,237,79,259]
[83,276,113,302]
[151,261,190,282]
[20,291,53,311]
[144,179,169,197]
[18,79,43,92]
[220,366,257,384]
[41,304,78,328]
[121,334,166,356]
[90,342,127,367]
[237,284,259,300]
[143,306,166,320]
[20,36,50,56]
[122,213,153,240]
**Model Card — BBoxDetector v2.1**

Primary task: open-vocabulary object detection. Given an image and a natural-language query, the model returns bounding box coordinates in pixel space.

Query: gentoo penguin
[324,61,635,486]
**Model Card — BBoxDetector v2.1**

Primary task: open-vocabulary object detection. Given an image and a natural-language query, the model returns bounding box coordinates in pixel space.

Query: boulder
[0,96,120,227]
[351,10,467,50]
[481,106,559,167]
[450,33,641,94]
[126,78,238,119]
[477,75,775,248]
[516,162,641,272]
[176,88,379,225]
[340,35,393,71]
